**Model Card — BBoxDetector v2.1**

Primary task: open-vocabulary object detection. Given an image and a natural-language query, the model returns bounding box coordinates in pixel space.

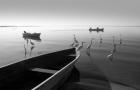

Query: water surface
[0,26,140,89]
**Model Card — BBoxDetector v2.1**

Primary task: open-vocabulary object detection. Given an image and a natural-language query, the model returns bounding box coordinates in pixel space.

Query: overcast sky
[0,0,140,26]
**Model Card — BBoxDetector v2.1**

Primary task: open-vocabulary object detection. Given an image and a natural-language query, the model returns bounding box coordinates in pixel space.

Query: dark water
[0,26,140,90]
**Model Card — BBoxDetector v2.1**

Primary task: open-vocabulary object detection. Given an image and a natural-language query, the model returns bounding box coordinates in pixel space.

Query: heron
[76,42,86,51]
[87,38,94,49]
[74,34,79,43]
[107,44,116,61]
[70,34,79,47]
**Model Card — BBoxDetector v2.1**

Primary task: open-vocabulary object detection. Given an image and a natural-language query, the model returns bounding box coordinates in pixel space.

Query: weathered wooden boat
[23,31,41,38]
[89,27,104,32]
[0,48,80,90]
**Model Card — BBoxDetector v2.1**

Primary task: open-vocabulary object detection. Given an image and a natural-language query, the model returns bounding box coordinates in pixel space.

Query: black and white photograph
[0,0,140,90]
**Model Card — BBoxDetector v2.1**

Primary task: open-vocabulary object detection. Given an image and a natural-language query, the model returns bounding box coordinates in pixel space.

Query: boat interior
[0,48,76,90]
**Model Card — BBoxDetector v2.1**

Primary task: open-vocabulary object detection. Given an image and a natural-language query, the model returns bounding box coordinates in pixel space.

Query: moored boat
[89,27,104,32]
[23,31,41,38]
[0,48,80,90]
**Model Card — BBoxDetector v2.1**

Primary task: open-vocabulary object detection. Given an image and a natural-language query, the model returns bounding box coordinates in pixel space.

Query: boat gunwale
[32,51,80,90]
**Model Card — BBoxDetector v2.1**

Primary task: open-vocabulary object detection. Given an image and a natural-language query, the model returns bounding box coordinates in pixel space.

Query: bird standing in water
[70,34,79,47]
[107,44,116,61]
[74,34,79,43]
[87,38,94,49]
[76,42,85,51]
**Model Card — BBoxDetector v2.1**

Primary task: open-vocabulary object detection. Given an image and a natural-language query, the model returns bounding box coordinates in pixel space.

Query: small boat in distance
[0,48,80,90]
[89,27,104,32]
[23,31,41,38]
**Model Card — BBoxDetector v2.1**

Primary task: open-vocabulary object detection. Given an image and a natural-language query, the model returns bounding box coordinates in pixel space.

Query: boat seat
[31,68,57,74]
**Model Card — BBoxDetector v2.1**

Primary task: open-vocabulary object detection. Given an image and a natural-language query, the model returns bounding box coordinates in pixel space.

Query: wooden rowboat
[0,48,80,90]
[89,27,104,32]
[23,31,41,38]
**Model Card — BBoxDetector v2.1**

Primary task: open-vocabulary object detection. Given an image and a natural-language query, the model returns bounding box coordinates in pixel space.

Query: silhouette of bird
[87,38,94,49]
[74,34,79,43]
[76,42,85,51]
[70,34,79,47]
[107,44,116,61]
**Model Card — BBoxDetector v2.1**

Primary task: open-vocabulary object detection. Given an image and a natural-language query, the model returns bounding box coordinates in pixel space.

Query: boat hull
[89,28,104,32]
[0,48,80,90]
[23,33,41,38]
[33,57,76,90]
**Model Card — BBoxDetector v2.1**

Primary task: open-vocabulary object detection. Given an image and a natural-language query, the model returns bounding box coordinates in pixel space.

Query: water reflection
[76,42,86,51]
[99,34,103,44]
[60,66,80,90]
[85,39,94,57]
[107,44,117,61]
[85,45,112,90]
[120,34,122,45]
[107,36,117,61]
[23,33,42,58]
[23,35,41,42]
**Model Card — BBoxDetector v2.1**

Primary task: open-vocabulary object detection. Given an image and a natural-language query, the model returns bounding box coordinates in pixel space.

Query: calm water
[0,26,140,89]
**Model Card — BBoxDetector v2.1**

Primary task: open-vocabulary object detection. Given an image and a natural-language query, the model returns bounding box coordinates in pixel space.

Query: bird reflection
[120,34,122,45]
[74,34,79,43]
[87,38,94,50]
[30,45,35,56]
[113,36,115,44]
[24,45,27,58]
[100,35,103,44]
[30,39,35,45]
[86,38,94,57]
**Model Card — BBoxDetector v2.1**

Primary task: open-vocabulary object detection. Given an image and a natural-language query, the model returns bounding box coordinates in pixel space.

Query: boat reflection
[60,66,80,89]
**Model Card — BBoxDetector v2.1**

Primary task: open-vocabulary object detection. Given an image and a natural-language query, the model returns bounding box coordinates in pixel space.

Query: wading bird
[76,42,85,51]
[87,38,94,49]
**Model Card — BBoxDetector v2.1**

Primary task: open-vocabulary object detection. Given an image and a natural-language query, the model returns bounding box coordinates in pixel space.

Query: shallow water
[0,26,140,89]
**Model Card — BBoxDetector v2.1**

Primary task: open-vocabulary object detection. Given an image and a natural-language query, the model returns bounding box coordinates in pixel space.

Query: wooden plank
[31,68,57,74]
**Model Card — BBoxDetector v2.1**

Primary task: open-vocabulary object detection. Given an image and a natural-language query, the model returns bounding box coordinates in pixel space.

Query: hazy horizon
[0,0,140,26]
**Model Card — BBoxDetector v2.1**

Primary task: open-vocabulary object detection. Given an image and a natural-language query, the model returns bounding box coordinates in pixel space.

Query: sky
[0,0,140,26]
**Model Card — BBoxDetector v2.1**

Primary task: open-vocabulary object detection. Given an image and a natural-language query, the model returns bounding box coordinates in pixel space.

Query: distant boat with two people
[89,27,104,32]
